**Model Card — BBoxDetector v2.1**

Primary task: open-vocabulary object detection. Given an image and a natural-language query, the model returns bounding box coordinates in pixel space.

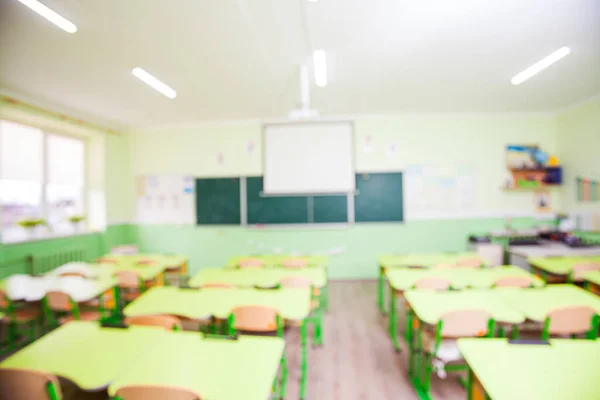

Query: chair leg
[279,353,288,399]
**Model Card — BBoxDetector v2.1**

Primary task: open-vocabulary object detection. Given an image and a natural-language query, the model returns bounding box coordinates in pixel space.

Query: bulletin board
[136,175,196,224]
[404,164,476,219]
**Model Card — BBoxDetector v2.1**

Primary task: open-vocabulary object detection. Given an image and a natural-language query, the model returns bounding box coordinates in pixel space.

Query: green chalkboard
[196,178,241,224]
[247,177,309,224]
[313,195,348,223]
[354,172,403,222]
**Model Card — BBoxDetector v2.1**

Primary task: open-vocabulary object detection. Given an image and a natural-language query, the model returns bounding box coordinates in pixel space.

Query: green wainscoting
[0,224,135,279]
[130,217,546,280]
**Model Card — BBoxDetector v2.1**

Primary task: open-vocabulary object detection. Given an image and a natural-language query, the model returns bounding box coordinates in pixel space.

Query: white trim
[1,229,99,246]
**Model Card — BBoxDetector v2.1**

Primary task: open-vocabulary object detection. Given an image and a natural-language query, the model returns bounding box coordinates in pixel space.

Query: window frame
[0,120,87,243]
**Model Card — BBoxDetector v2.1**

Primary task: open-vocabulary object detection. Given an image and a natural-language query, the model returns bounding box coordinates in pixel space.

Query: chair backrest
[0,368,62,400]
[201,282,236,289]
[115,384,200,400]
[413,277,451,290]
[280,276,312,288]
[230,305,279,332]
[440,309,492,338]
[59,271,86,278]
[114,270,141,289]
[493,276,535,288]
[546,305,596,336]
[454,257,483,268]
[96,258,118,264]
[45,291,73,312]
[571,262,600,281]
[125,315,182,331]
[0,288,10,309]
[282,258,308,269]
[238,258,264,268]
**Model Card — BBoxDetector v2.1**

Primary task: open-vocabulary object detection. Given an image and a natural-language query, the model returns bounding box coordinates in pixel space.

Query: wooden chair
[542,305,598,340]
[493,276,536,288]
[114,384,200,400]
[454,257,483,268]
[0,368,62,400]
[96,258,118,264]
[415,309,494,395]
[228,305,283,336]
[279,277,324,345]
[282,258,308,269]
[114,270,145,304]
[0,289,41,351]
[43,291,102,327]
[125,315,182,331]
[413,277,452,290]
[570,262,600,283]
[237,258,265,268]
[164,261,187,287]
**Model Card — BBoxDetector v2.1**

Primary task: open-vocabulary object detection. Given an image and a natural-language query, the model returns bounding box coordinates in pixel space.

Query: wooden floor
[283,280,465,400]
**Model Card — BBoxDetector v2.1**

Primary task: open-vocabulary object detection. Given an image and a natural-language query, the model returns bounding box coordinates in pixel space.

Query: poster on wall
[136,175,196,224]
[404,164,476,219]
[533,189,551,213]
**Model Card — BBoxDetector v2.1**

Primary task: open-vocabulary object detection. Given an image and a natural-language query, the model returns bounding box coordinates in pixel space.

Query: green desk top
[528,256,600,276]
[387,266,543,290]
[101,254,187,268]
[109,329,284,400]
[494,284,600,322]
[226,255,329,268]
[189,267,326,288]
[124,286,312,320]
[0,321,160,390]
[405,290,525,325]
[458,338,600,400]
[378,252,483,268]
[584,271,600,286]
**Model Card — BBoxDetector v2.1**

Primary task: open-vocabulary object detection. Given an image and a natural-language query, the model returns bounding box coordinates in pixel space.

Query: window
[0,120,86,242]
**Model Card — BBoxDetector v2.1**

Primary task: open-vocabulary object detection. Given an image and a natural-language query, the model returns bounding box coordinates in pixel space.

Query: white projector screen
[263,122,354,195]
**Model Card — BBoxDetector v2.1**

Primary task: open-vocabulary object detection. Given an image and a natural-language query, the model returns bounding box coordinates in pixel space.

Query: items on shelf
[504,145,562,189]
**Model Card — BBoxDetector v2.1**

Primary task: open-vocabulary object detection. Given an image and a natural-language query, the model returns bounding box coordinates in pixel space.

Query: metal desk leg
[300,320,308,399]
[389,284,401,352]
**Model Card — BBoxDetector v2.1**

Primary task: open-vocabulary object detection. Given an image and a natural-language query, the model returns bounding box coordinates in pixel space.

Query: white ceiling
[0,0,599,128]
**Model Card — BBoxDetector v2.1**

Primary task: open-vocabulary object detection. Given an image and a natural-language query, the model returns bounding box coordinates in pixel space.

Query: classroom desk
[386,265,543,291]
[189,267,327,288]
[0,275,117,303]
[494,284,600,322]
[52,262,164,282]
[509,244,600,275]
[99,254,189,284]
[227,255,329,268]
[458,338,600,400]
[124,286,312,398]
[528,256,600,282]
[390,289,524,352]
[0,321,286,400]
[376,252,484,315]
[584,271,600,295]
[109,329,285,400]
[0,322,160,390]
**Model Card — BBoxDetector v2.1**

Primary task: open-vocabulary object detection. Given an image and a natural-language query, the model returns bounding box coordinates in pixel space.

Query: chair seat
[3,308,41,323]
[122,291,142,302]
[59,311,102,324]
[82,291,115,307]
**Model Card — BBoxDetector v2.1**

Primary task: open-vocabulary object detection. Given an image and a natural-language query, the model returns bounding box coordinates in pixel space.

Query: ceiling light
[511,47,571,85]
[16,0,77,33]
[313,49,327,87]
[132,68,177,99]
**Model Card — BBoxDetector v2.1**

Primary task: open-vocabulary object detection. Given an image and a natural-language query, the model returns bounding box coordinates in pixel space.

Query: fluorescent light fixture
[313,49,327,87]
[511,47,571,85]
[17,0,77,33]
[132,67,177,99]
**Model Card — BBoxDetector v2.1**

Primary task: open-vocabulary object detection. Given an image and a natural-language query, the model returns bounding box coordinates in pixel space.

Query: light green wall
[557,97,600,213]
[127,114,564,279]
